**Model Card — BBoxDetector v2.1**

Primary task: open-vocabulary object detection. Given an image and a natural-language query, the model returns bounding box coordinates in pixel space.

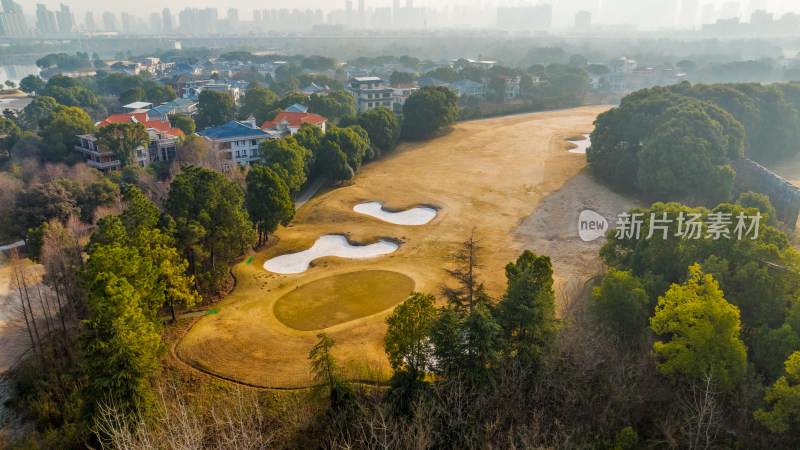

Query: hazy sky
[27,0,800,23]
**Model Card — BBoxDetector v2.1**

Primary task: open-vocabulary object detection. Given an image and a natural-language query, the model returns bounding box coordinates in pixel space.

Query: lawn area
[274,270,414,331]
[176,105,614,388]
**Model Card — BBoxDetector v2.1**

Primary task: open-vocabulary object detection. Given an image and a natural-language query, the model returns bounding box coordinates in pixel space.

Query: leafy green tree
[166,166,256,294]
[384,292,437,382]
[80,177,120,222]
[293,123,322,169]
[309,333,356,411]
[145,85,177,104]
[38,105,97,162]
[402,85,459,139]
[755,351,800,437]
[21,96,58,130]
[637,106,737,205]
[96,122,151,168]
[488,75,508,103]
[119,87,146,105]
[316,140,353,182]
[275,63,303,81]
[301,55,336,71]
[0,116,21,154]
[239,86,279,120]
[390,71,417,86]
[737,191,778,227]
[495,250,557,369]
[306,90,356,122]
[352,107,400,156]
[15,180,81,238]
[196,90,235,128]
[245,165,295,245]
[168,113,196,136]
[424,66,458,82]
[590,268,650,344]
[319,125,370,174]
[19,75,46,95]
[258,136,308,190]
[90,187,200,320]
[80,252,163,421]
[650,264,747,394]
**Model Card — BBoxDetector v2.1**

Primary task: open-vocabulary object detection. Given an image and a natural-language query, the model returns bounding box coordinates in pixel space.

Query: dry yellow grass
[176,106,615,388]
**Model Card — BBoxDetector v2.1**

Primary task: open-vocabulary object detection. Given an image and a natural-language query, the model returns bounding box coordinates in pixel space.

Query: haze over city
[10,0,800,34]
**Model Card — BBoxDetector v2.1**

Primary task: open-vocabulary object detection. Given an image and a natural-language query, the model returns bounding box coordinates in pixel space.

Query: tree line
[588,82,800,207]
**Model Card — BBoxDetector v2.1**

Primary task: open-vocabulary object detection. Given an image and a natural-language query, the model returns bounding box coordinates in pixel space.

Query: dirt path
[177,106,616,388]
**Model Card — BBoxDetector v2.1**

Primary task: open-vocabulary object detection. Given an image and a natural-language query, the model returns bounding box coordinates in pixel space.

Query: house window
[235,150,241,157]
[251,139,257,145]
[368,103,372,107]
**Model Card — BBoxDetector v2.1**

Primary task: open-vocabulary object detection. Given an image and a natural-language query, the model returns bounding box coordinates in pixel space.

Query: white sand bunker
[568,134,592,154]
[354,202,437,225]
[263,235,399,274]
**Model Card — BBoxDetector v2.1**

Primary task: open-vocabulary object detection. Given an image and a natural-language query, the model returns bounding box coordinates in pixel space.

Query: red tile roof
[97,113,184,138]
[261,111,327,130]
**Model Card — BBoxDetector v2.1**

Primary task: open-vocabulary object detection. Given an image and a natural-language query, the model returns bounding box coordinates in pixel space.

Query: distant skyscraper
[120,12,134,33]
[55,4,74,33]
[0,0,28,36]
[36,4,58,34]
[720,1,741,20]
[85,11,96,31]
[358,0,365,28]
[253,9,261,24]
[228,8,238,24]
[149,12,162,32]
[407,0,413,8]
[748,0,768,15]
[574,10,591,28]
[102,11,117,32]
[162,8,172,31]
[679,0,698,28]
[701,3,715,23]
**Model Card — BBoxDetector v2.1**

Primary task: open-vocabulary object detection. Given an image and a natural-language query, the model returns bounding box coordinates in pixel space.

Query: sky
[25,0,800,25]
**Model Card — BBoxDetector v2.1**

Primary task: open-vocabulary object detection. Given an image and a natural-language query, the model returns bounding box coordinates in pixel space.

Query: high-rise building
[55,4,74,33]
[0,0,28,37]
[102,11,117,32]
[720,1,741,20]
[85,11,96,31]
[252,10,261,24]
[149,12,162,32]
[574,10,591,28]
[36,4,58,34]
[748,0,768,16]
[679,0,698,28]
[701,3,715,23]
[162,8,172,32]
[358,0,365,28]
[120,12,134,33]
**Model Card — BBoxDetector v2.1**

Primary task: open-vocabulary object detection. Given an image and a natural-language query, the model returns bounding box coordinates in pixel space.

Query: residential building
[147,98,198,121]
[74,113,183,173]
[298,83,332,97]
[197,120,272,168]
[496,75,521,100]
[610,57,637,74]
[348,77,394,112]
[417,77,449,87]
[284,103,309,113]
[448,79,486,99]
[261,111,328,138]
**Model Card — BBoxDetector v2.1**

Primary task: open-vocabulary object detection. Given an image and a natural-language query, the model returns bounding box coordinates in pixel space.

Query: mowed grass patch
[274,270,414,331]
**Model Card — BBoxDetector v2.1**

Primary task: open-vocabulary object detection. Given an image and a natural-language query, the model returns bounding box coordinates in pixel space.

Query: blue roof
[198,121,269,140]
[147,98,197,116]
[285,103,309,113]
[418,77,449,87]
[449,79,484,89]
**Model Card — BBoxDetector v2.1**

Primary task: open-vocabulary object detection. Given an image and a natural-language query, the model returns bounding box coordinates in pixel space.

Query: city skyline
[8,0,800,37]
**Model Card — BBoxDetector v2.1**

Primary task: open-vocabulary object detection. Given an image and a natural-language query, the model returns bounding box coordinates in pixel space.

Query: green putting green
[274,270,415,331]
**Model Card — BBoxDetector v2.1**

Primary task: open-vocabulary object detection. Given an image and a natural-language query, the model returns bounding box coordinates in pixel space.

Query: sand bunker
[353,202,437,225]
[568,134,592,154]
[263,235,399,274]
